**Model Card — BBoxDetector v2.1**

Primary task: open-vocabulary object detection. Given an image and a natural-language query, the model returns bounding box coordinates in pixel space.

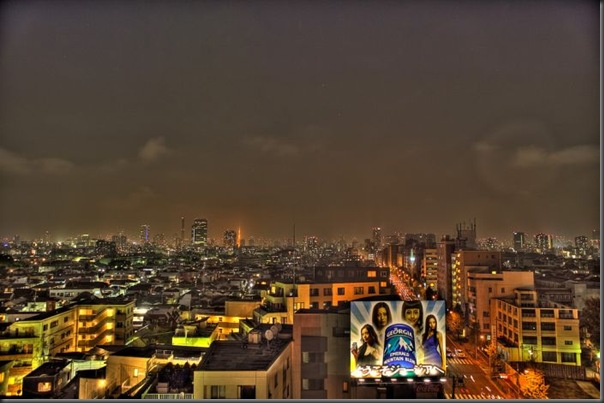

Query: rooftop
[25,359,70,378]
[197,338,291,371]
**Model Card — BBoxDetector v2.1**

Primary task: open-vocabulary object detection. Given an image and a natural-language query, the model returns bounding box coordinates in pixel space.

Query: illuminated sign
[350,300,446,378]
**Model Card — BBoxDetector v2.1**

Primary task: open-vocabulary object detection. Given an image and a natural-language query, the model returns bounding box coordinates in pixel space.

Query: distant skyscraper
[372,227,382,251]
[224,229,237,248]
[513,232,525,251]
[191,218,208,245]
[534,233,553,253]
[140,225,150,244]
[181,216,185,242]
[575,236,589,251]
[455,219,477,250]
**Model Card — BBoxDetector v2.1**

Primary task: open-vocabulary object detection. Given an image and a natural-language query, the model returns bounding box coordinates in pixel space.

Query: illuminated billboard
[350,300,446,379]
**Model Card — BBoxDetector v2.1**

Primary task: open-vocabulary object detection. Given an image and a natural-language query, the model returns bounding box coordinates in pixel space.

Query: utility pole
[451,375,456,399]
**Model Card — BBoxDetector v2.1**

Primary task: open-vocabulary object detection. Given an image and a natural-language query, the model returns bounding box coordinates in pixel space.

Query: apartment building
[491,289,581,366]
[193,325,293,399]
[74,297,135,351]
[451,250,502,315]
[292,307,351,399]
[422,248,439,293]
[0,306,75,396]
[467,270,534,338]
[256,265,391,324]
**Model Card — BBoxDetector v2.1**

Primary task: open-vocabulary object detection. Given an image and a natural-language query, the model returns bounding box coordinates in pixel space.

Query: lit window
[38,382,52,392]
[134,369,139,377]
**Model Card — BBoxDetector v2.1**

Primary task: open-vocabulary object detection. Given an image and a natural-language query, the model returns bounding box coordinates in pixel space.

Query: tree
[580,297,600,350]
[520,368,549,399]
[447,311,463,340]
[485,343,504,373]
[425,287,437,301]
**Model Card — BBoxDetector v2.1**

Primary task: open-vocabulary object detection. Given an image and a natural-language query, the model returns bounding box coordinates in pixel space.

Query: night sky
[0,0,599,243]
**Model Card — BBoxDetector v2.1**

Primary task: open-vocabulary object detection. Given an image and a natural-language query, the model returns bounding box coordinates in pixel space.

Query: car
[455,348,466,358]
[446,348,455,358]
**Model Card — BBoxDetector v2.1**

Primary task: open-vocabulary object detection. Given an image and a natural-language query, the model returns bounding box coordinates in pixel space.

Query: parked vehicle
[455,348,466,358]
[446,348,455,358]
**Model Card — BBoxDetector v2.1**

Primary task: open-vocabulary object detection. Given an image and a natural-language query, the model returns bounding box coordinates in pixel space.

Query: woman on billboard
[421,314,444,367]
[372,302,392,344]
[351,324,382,366]
[401,300,424,362]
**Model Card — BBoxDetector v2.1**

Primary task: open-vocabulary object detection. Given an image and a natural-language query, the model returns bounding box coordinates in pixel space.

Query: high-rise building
[112,233,127,252]
[534,233,553,253]
[223,229,237,248]
[436,235,456,310]
[191,218,208,246]
[513,232,525,251]
[181,216,185,243]
[455,220,477,250]
[372,227,382,251]
[140,225,150,244]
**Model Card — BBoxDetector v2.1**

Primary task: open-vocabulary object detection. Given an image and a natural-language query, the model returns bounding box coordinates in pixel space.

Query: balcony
[265,294,284,305]
[0,329,37,339]
[78,315,114,334]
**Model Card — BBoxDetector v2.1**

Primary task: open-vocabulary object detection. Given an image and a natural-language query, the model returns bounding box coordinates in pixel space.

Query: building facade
[491,289,581,366]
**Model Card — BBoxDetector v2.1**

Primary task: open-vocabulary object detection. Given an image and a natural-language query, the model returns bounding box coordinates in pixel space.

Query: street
[444,334,511,399]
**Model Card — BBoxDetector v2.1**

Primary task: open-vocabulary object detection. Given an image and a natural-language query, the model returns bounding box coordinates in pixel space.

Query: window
[302,379,324,390]
[561,353,576,363]
[302,352,323,363]
[310,288,319,297]
[310,302,318,309]
[541,337,556,346]
[522,322,536,331]
[542,351,557,362]
[64,317,69,323]
[353,287,364,295]
[238,385,256,399]
[563,325,572,331]
[323,289,332,296]
[564,340,573,345]
[488,287,492,293]
[484,323,490,330]
[380,271,388,277]
[50,320,58,328]
[368,271,376,278]
[337,288,345,296]
[38,382,52,392]
[513,319,518,328]
[523,336,537,345]
[323,301,332,308]
[522,309,536,317]
[541,323,555,331]
[210,385,226,399]
[368,286,376,294]
[134,368,139,377]
[540,310,554,318]
[483,311,489,318]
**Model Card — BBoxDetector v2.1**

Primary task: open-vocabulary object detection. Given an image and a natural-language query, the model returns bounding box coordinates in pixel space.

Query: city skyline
[0,1,599,242]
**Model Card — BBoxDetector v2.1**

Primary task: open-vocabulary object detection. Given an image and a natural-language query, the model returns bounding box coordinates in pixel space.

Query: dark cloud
[0,0,599,242]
